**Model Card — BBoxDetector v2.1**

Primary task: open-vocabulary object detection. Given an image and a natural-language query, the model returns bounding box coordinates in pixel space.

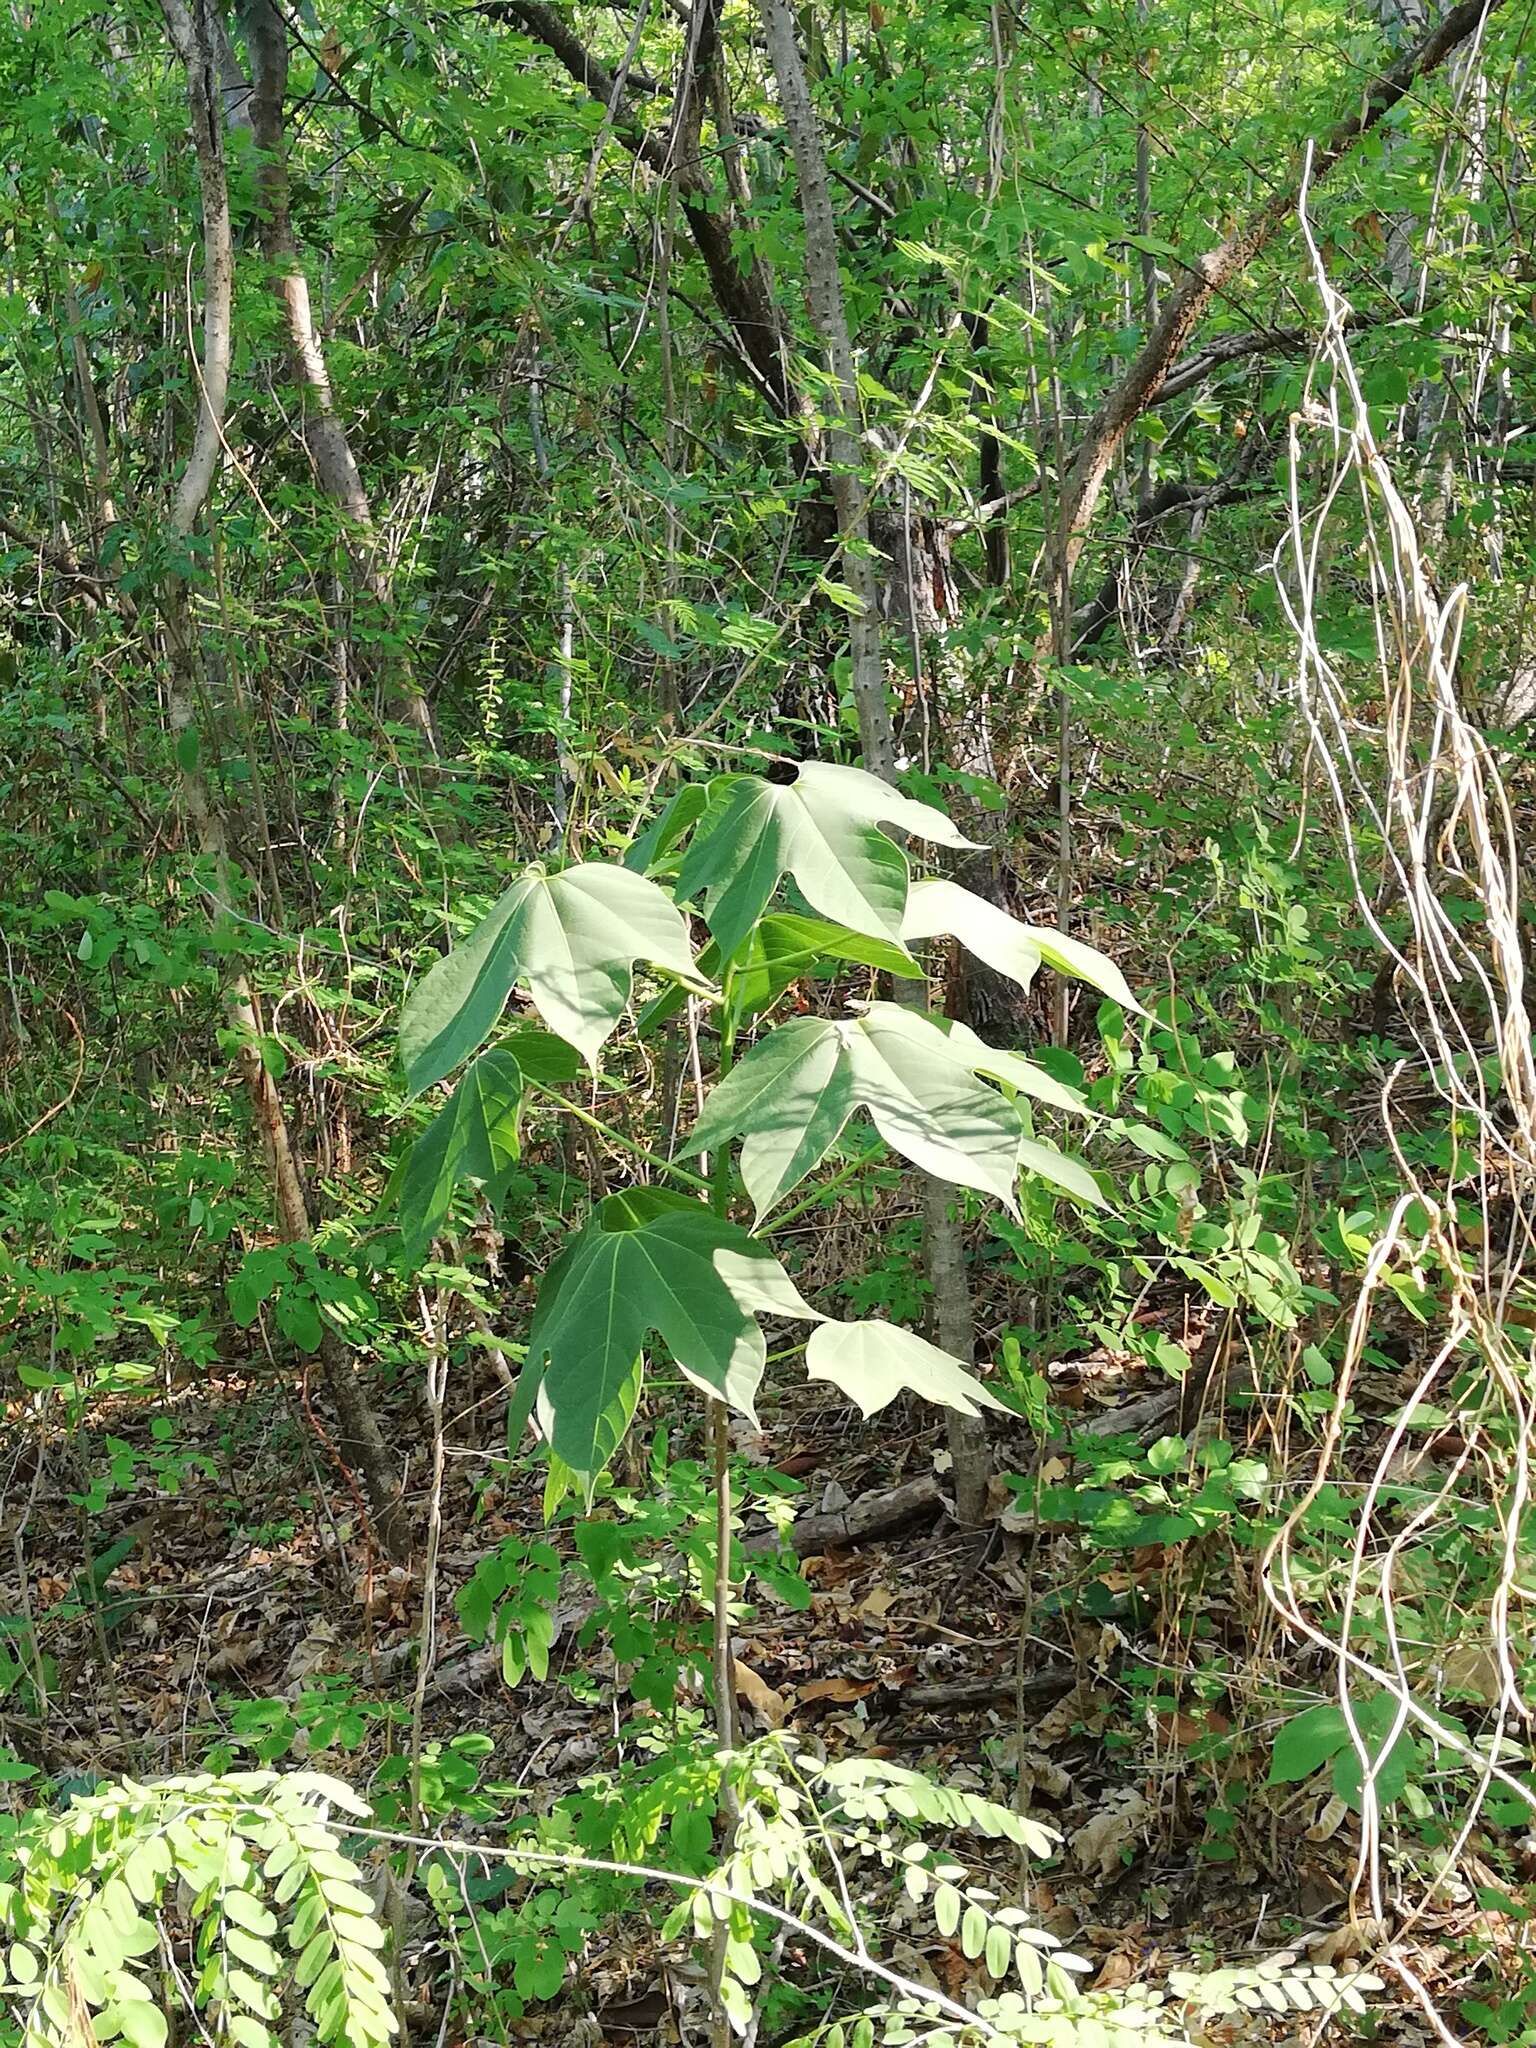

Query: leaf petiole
[526,1081,712,1193]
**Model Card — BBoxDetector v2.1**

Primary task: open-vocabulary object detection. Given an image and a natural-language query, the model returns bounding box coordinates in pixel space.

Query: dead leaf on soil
[733,1657,787,1729]
[799,1673,879,1704]
[1032,1679,1103,1749]
[1304,1793,1351,1843]
[1070,1788,1149,1879]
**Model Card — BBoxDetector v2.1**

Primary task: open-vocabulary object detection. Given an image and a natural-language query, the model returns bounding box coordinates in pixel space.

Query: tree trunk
[237,0,437,750]
[158,0,409,1560]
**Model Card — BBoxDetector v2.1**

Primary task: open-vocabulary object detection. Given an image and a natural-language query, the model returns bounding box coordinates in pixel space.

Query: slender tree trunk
[158,0,409,1560]
[238,0,437,750]
[757,0,991,1521]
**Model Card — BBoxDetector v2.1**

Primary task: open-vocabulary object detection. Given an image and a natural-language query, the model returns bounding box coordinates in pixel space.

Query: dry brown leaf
[1308,1918,1383,1967]
[1436,1639,1503,1704]
[1032,1678,1102,1749]
[859,1585,896,1620]
[1091,1950,1139,1993]
[1070,1789,1148,1879]
[1017,1752,1073,1801]
[1304,1793,1351,1843]
[799,1674,879,1703]
[733,1657,787,1729]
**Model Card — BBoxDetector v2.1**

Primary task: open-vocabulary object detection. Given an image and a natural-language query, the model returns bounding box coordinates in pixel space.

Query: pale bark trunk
[238,0,437,750]
[158,0,408,1560]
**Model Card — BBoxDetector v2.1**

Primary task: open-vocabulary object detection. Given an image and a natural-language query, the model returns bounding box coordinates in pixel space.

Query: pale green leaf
[684,1003,1026,1218]
[966,1900,991,1966]
[295,1929,333,1988]
[226,1967,278,2019]
[227,2018,279,2048]
[903,877,1044,992]
[109,2001,168,2048]
[675,761,973,959]
[221,1890,278,1939]
[1015,1132,1107,1207]
[684,1017,855,1217]
[805,1320,1009,1420]
[400,864,703,1089]
[940,1020,1087,1115]
[226,1930,281,1977]
[398,1049,525,1254]
[903,877,1144,1014]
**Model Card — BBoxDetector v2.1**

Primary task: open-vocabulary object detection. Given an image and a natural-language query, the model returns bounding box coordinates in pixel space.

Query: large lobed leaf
[399,864,704,1091]
[662,760,974,959]
[514,1188,822,1496]
[903,876,1145,1015]
[805,1320,1011,1420]
[683,1002,1102,1220]
[396,1029,579,1257]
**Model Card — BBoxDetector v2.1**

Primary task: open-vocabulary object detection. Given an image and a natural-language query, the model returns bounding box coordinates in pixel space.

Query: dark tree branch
[1071,457,1263,654]
[491,0,797,418]
[1051,0,1506,598]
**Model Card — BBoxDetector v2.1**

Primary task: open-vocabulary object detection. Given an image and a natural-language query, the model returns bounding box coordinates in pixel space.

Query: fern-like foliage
[0,1770,395,2048]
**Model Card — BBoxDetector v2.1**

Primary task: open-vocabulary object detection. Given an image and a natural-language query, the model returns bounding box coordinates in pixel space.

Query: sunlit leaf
[400,864,704,1089]
[805,1319,1009,1419]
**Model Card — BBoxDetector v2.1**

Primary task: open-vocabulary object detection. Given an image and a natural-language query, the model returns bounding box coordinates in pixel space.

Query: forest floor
[4,1296,1493,2048]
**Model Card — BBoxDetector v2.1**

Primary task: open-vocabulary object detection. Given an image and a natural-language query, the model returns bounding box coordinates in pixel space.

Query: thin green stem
[703,970,741,2032]
[760,1155,867,1234]
[529,1082,710,1193]
[709,970,738,1221]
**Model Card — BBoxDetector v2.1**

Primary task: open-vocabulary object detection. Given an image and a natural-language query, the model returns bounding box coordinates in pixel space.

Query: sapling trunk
[757,0,991,1524]
[705,993,741,2038]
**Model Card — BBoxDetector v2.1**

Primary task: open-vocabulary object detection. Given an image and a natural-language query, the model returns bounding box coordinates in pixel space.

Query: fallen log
[777,1473,943,1555]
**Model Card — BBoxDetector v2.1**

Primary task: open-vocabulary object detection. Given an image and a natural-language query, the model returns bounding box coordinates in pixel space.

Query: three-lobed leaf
[685,1003,1100,1219]
[397,1028,579,1255]
[903,876,1145,1015]
[515,1188,822,1496]
[805,1320,1010,1420]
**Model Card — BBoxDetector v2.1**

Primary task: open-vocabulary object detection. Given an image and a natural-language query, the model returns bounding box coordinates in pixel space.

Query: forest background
[2,2,1535,2047]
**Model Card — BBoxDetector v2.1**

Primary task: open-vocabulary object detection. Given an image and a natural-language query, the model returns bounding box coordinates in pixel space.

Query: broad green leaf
[941,1019,1088,1116]
[686,1017,856,1216]
[1330,1692,1419,1813]
[519,1190,821,1496]
[684,1003,1026,1218]
[1015,1132,1107,1207]
[398,1050,526,1255]
[805,1320,1009,1419]
[728,913,921,1015]
[903,877,1144,1015]
[675,762,974,959]
[400,865,703,1089]
[110,2003,168,2048]
[494,1025,585,1087]
[1267,1703,1351,1785]
[633,913,921,1039]
[624,780,711,874]
[542,1359,642,1519]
